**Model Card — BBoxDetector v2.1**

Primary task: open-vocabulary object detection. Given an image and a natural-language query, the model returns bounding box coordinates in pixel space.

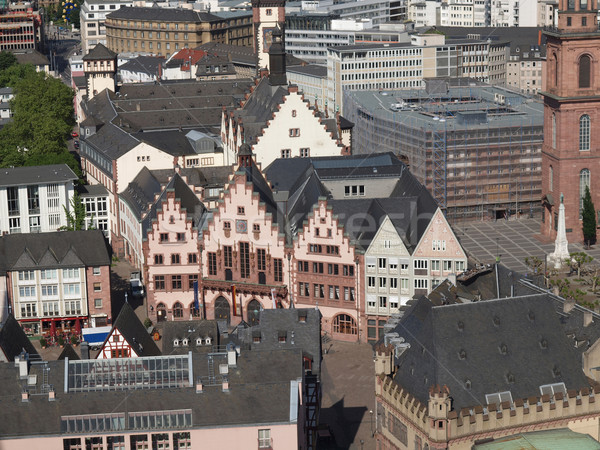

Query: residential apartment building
[0,2,43,52]
[78,184,110,239]
[0,164,77,235]
[80,0,133,54]
[507,44,545,96]
[104,7,252,58]
[0,230,112,335]
[286,64,328,108]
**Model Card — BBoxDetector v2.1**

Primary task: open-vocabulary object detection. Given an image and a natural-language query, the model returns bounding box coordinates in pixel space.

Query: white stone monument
[548,193,570,269]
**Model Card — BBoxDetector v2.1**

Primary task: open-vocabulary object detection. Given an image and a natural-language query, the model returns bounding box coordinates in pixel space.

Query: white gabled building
[222,28,349,168]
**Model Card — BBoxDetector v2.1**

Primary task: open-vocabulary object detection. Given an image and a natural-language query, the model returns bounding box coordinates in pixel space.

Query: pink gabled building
[143,172,206,323]
[292,198,363,342]
[200,145,289,327]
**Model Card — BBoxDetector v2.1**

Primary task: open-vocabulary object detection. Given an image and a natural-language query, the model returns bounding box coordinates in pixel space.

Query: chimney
[196,380,203,393]
[584,310,593,327]
[222,378,229,392]
[227,344,237,367]
[21,390,29,402]
[564,297,576,314]
[48,389,56,401]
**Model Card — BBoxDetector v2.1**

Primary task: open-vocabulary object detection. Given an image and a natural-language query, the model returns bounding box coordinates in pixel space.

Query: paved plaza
[454,218,600,273]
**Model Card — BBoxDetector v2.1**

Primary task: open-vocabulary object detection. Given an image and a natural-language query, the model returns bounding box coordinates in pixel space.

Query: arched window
[247,299,262,326]
[579,55,591,88]
[580,115,591,151]
[189,302,200,317]
[157,303,167,322]
[549,166,554,191]
[554,55,559,87]
[552,113,556,148]
[580,168,591,215]
[333,314,357,335]
[173,302,183,318]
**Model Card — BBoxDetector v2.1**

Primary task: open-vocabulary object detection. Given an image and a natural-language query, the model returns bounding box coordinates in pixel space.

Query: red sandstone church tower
[541,0,600,242]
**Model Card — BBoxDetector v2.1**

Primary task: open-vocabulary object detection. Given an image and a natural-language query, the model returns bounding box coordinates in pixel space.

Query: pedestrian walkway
[454,218,600,273]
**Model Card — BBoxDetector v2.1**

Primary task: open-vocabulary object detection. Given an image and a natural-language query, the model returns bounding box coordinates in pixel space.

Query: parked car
[71,131,79,138]
[74,140,79,149]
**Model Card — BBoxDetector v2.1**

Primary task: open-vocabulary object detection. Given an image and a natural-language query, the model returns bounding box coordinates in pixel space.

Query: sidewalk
[319,340,376,450]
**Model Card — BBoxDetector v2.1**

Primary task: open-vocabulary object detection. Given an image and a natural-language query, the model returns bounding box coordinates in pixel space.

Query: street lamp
[369,409,374,437]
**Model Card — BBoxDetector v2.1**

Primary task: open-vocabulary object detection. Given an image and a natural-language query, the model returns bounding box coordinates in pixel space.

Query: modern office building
[0,2,43,52]
[326,34,509,113]
[79,0,133,54]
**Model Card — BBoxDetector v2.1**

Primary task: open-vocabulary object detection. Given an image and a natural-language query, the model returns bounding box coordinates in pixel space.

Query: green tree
[0,51,17,71]
[524,256,544,274]
[0,68,76,172]
[567,252,593,278]
[60,192,87,231]
[582,185,597,247]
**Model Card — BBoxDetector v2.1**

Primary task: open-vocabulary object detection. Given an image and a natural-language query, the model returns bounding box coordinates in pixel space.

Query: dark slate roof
[0,348,304,437]
[265,152,437,251]
[151,168,207,187]
[388,294,591,411]
[161,320,219,355]
[328,197,419,252]
[287,64,327,78]
[238,308,322,374]
[0,230,111,273]
[0,315,39,362]
[119,55,164,76]
[196,42,256,65]
[339,115,354,129]
[104,302,161,357]
[109,79,252,132]
[12,49,50,66]
[119,167,162,221]
[107,6,221,22]
[73,76,87,89]
[57,344,80,360]
[77,183,108,197]
[142,172,208,237]
[236,163,279,227]
[132,130,197,156]
[83,43,117,61]
[0,164,77,187]
[84,121,140,162]
[230,76,288,145]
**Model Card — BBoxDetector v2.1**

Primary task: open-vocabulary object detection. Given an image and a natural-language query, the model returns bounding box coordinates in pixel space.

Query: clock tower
[252,0,286,72]
[541,0,600,242]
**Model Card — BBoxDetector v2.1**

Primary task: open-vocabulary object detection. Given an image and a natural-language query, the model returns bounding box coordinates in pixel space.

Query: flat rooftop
[345,85,544,130]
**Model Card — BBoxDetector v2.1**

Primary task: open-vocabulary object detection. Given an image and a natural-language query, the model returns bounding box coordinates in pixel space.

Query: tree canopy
[582,185,597,247]
[0,61,81,178]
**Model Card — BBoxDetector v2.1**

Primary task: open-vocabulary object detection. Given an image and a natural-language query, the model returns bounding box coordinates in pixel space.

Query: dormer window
[196,337,203,346]
[182,338,189,346]
[205,337,212,345]
[278,331,287,343]
[173,339,180,347]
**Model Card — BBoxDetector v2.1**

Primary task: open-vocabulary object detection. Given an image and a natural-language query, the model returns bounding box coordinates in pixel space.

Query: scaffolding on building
[343,80,543,224]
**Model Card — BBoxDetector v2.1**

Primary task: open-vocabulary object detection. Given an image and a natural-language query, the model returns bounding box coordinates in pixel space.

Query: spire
[268,26,287,86]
